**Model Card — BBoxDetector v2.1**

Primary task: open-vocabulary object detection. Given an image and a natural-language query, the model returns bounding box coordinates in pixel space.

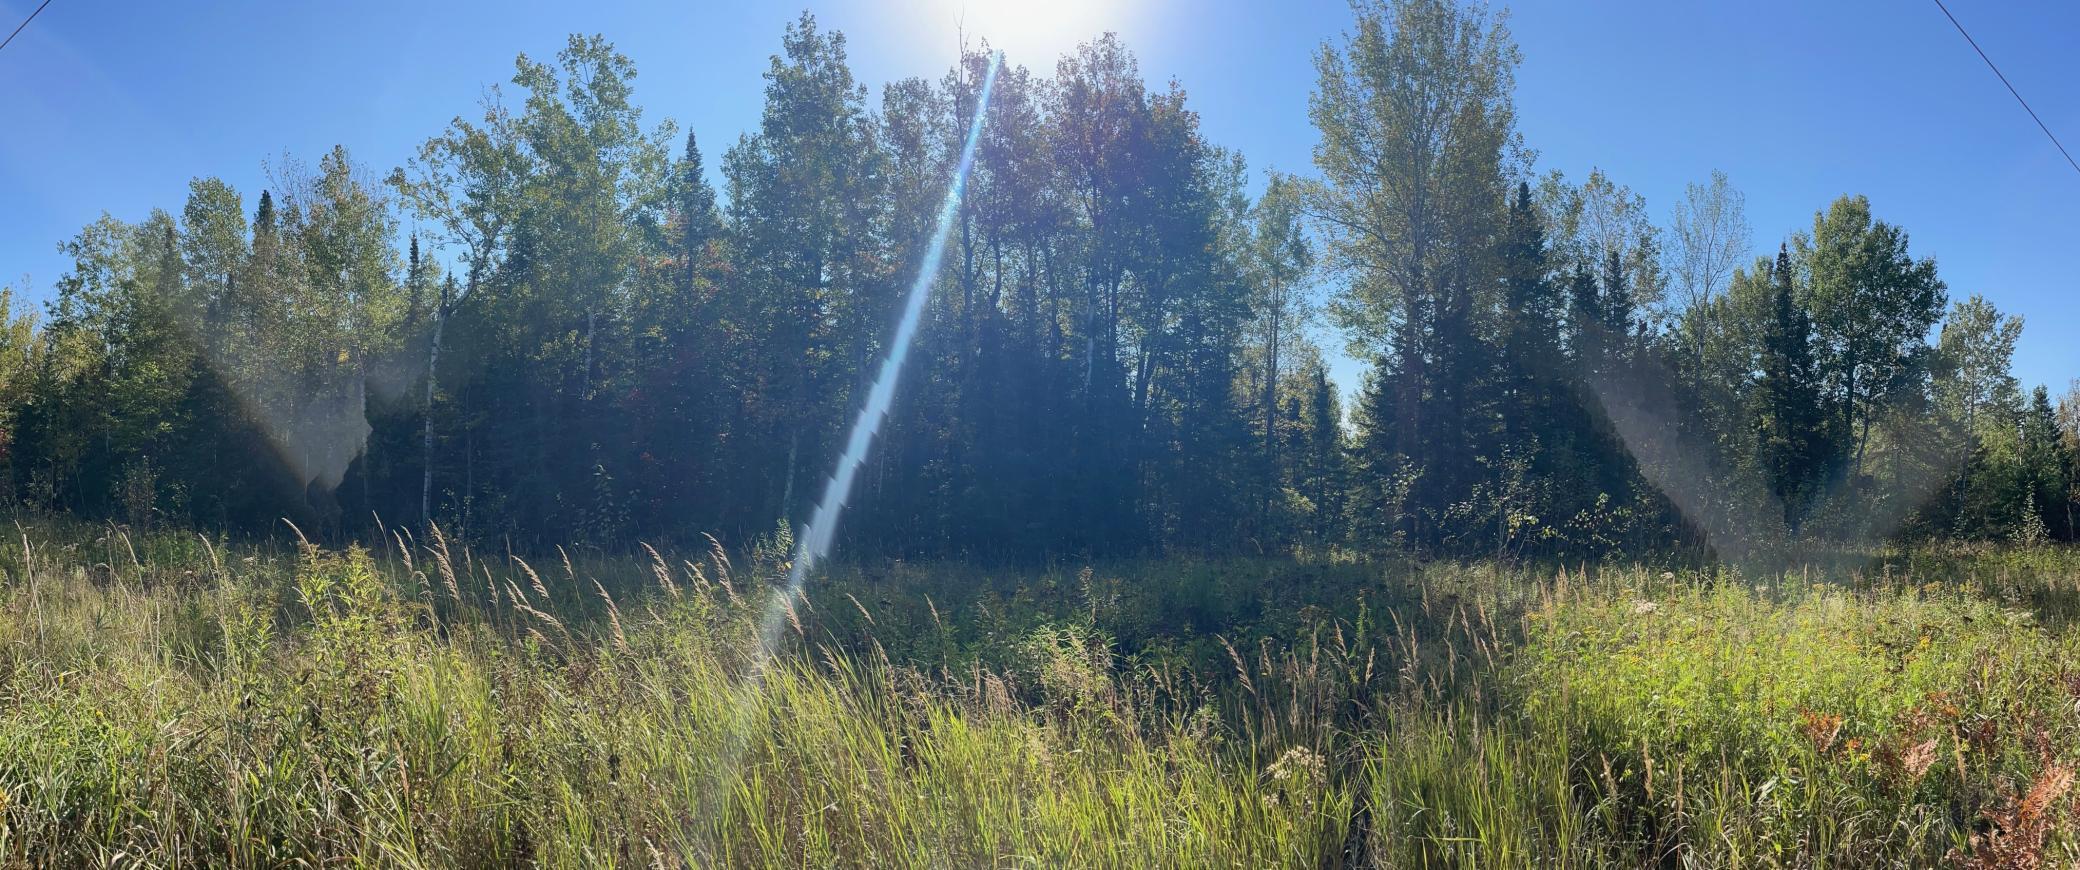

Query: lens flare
[767,50,1001,646]
[703,51,1002,828]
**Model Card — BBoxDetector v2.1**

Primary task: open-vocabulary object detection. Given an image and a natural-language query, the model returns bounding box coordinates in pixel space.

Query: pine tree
[1566,263,1603,373]
[254,190,275,237]
[1298,361,1347,545]
[1598,248,1636,362]
[1491,181,1563,554]
[1348,358,1410,546]
[1498,182,1560,382]
[675,131,721,295]
[1753,244,1826,532]
[2021,385,2069,539]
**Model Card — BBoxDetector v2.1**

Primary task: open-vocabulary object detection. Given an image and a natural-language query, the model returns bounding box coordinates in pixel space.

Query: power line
[0,0,53,55]
[1930,0,2080,178]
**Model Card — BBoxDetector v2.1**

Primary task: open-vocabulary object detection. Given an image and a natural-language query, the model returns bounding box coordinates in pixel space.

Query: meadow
[3,517,2080,867]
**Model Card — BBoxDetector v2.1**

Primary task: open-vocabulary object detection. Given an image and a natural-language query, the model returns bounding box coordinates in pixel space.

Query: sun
[933,0,1125,64]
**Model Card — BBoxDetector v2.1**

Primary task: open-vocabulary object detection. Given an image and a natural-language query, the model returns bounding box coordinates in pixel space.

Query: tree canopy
[0,3,2070,564]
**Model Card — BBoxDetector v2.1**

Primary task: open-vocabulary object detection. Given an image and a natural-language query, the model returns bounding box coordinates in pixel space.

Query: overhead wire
[1930,0,2080,177]
[0,0,54,55]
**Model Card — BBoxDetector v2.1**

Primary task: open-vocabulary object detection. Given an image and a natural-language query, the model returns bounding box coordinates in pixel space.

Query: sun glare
[934,0,1123,63]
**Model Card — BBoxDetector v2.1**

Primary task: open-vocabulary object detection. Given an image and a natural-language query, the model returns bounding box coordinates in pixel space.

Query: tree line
[0,2,2073,562]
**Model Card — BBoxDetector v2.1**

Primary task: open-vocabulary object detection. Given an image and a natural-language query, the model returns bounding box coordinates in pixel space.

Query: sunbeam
[766,49,1002,650]
[702,48,1005,830]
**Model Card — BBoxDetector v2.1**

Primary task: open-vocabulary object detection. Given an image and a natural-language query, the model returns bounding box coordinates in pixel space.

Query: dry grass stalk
[844,592,875,626]
[514,555,551,601]
[593,578,629,653]
[428,522,460,602]
[391,531,414,575]
[639,542,679,599]
[701,532,732,585]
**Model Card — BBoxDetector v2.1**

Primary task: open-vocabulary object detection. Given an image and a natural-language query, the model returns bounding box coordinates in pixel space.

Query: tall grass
[2,517,2080,866]
[0,522,1346,867]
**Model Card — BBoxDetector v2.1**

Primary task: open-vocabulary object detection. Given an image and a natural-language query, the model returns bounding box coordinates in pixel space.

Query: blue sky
[2,0,2075,398]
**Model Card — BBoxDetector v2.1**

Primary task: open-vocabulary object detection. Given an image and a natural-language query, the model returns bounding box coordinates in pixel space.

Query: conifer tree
[2018,385,2067,539]
[1753,244,1826,532]
[675,131,721,295]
